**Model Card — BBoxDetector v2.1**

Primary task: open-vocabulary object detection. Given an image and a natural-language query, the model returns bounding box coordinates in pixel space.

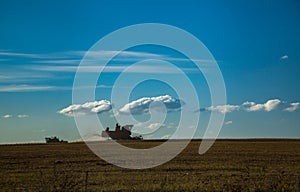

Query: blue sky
[0,0,300,143]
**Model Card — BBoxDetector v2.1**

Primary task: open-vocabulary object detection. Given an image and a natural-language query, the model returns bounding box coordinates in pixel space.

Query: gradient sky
[0,0,300,144]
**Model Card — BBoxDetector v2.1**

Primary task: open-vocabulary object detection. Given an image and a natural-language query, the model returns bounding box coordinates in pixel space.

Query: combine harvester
[101,123,143,140]
[45,136,68,144]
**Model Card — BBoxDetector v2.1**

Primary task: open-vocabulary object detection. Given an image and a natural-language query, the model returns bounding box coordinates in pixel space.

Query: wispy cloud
[72,85,113,90]
[0,72,55,83]
[0,50,164,60]
[0,50,82,59]
[31,51,163,65]
[2,49,211,69]
[0,84,112,93]
[0,85,60,92]
[1,50,216,62]
[0,75,10,80]
[1,50,208,93]
[79,50,163,58]
[0,51,41,58]
[34,59,81,65]
[29,64,199,74]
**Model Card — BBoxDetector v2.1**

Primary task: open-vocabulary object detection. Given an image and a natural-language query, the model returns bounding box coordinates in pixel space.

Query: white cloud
[280,55,288,60]
[161,134,170,140]
[119,95,183,115]
[58,95,183,117]
[206,105,240,113]
[224,121,233,125]
[264,99,281,111]
[242,101,264,112]
[199,99,298,113]
[147,123,164,130]
[2,114,12,118]
[17,114,29,118]
[131,122,165,135]
[243,99,282,112]
[58,100,112,117]
[284,102,300,112]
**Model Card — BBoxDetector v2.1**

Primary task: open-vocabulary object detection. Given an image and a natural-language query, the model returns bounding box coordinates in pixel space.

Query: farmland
[0,139,300,191]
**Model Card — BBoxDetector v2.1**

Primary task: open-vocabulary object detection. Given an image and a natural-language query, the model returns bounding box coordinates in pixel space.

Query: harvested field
[0,139,299,191]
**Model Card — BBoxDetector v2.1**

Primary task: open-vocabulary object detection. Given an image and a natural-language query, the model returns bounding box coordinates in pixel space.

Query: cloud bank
[58,97,298,117]
[200,99,299,113]
[59,95,183,117]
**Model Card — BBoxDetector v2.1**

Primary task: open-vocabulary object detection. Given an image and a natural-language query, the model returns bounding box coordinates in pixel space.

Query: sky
[0,0,300,144]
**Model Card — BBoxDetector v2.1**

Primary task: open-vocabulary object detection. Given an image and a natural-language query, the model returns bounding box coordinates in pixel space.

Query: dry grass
[0,139,300,191]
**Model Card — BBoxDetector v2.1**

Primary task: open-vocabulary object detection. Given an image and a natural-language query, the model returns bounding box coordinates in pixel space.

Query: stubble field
[0,139,300,191]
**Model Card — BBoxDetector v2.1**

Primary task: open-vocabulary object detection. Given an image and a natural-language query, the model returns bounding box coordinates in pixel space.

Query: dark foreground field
[0,139,300,192]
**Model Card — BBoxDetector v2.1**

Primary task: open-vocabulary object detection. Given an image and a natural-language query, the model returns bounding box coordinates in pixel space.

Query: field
[0,139,300,191]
